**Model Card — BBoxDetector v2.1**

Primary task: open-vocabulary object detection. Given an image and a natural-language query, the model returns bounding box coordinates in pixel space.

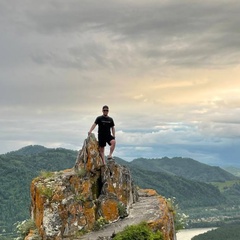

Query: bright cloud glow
[1,0,240,166]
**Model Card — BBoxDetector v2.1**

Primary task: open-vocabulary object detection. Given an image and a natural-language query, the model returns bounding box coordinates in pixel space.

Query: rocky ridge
[80,189,176,240]
[27,134,176,240]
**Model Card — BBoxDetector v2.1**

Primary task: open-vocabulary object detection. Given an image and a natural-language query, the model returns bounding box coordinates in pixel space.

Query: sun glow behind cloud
[1,0,240,166]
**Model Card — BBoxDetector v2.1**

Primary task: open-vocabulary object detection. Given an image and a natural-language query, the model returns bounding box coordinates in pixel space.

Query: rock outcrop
[80,189,176,240]
[29,134,137,239]
[28,134,176,240]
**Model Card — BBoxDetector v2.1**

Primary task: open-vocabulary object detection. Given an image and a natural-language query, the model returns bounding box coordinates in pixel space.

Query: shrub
[74,194,86,202]
[113,222,163,240]
[167,197,188,231]
[118,203,128,218]
[14,219,41,240]
[40,170,55,179]
[93,217,109,231]
[76,168,87,177]
[38,185,54,200]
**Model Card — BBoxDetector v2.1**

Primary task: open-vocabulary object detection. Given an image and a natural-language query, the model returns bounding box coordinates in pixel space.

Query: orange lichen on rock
[83,201,97,229]
[62,168,73,173]
[100,198,119,222]
[51,186,65,202]
[28,134,162,239]
[69,175,82,190]
[30,181,44,235]
[139,188,158,197]
[24,229,35,240]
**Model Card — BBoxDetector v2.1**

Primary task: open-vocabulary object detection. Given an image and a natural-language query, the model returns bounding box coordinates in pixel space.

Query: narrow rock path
[79,195,161,240]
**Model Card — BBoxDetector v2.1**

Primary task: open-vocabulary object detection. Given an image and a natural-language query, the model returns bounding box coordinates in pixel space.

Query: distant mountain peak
[10,145,49,155]
[131,156,238,182]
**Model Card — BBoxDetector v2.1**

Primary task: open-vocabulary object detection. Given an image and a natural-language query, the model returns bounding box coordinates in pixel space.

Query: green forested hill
[0,146,77,234]
[6,145,50,156]
[1,146,239,236]
[192,223,240,240]
[7,145,49,155]
[222,166,240,177]
[114,157,225,208]
[130,166,225,208]
[212,180,240,204]
[130,157,238,182]
[115,157,240,228]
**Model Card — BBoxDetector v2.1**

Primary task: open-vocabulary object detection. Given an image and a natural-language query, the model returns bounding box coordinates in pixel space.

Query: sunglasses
[103,109,109,111]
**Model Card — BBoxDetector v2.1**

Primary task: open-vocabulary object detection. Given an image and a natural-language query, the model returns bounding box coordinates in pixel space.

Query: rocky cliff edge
[27,134,176,240]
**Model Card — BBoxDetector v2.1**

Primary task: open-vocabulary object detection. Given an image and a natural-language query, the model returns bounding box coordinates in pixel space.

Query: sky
[1,0,240,166]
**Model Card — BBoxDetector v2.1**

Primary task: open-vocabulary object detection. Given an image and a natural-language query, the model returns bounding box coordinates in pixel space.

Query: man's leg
[98,135,106,165]
[108,139,116,158]
[99,146,106,165]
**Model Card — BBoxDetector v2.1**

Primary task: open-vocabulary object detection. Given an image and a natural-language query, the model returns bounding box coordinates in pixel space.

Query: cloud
[1,0,240,166]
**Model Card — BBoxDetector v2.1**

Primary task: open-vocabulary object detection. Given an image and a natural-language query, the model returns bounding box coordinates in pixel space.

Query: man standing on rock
[88,105,116,164]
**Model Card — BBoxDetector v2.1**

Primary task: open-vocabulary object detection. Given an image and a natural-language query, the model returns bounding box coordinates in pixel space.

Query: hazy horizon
[3,143,240,168]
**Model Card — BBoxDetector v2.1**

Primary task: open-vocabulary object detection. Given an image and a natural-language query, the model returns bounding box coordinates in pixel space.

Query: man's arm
[88,123,97,135]
[111,126,115,138]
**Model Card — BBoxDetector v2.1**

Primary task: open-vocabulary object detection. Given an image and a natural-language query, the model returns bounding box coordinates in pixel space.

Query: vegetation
[114,157,240,228]
[130,157,238,182]
[1,145,240,237]
[75,167,87,177]
[167,197,189,231]
[212,180,240,204]
[118,203,128,218]
[222,166,240,177]
[128,165,226,208]
[192,223,240,240]
[39,170,55,179]
[14,219,41,240]
[0,146,77,236]
[93,217,109,231]
[113,222,163,240]
[38,185,54,200]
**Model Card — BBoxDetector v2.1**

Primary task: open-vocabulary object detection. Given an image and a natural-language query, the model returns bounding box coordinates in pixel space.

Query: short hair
[102,105,109,110]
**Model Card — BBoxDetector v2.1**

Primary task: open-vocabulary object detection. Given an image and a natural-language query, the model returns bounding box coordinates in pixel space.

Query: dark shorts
[98,134,115,147]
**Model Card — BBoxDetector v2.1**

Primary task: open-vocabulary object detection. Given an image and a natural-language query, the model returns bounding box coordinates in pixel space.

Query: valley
[1,145,240,238]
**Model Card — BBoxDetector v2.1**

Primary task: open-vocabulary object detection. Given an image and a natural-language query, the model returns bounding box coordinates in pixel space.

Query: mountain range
[129,157,238,182]
[1,145,240,237]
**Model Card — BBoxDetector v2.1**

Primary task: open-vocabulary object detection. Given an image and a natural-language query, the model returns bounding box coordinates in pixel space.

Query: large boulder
[29,134,138,239]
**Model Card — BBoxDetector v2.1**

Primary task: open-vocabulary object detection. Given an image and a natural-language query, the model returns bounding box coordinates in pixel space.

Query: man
[88,105,116,164]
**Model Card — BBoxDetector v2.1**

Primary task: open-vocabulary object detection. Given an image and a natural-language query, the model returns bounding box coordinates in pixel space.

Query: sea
[176,228,217,240]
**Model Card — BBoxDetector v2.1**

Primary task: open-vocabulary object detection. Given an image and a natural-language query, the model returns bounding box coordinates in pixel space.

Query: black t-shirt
[95,115,115,136]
